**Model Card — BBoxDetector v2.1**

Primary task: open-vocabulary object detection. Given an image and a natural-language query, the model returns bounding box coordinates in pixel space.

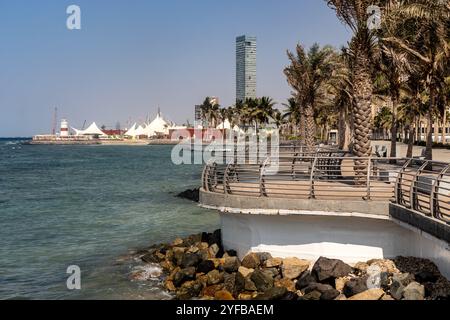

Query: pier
[199,149,450,277]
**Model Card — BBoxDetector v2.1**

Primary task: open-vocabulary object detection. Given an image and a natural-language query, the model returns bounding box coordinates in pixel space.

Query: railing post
[309,157,318,199]
[224,162,233,195]
[430,164,450,219]
[260,157,270,197]
[395,159,412,204]
[366,157,372,200]
[410,161,429,212]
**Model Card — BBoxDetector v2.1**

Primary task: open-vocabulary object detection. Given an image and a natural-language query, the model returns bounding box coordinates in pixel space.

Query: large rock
[173,267,196,287]
[403,282,425,300]
[180,253,201,268]
[366,259,399,274]
[254,287,287,300]
[320,288,340,301]
[303,283,334,294]
[201,284,224,298]
[208,244,220,259]
[251,270,274,292]
[425,277,450,300]
[348,288,385,300]
[390,273,415,300]
[394,257,441,279]
[197,260,215,274]
[241,253,261,269]
[215,290,235,300]
[256,252,273,264]
[299,290,322,300]
[275,278,296,292]
[172,247,186,265]
[207,270,224,286]
[296,271,317,290]
[223,257,241,273]
[176,280,203,299]
[343,276,369,297]
[223,273,237,296]
[265,258,283,268]
[238,266,254,278]
[281,257,310,280]
[312,257,353,283]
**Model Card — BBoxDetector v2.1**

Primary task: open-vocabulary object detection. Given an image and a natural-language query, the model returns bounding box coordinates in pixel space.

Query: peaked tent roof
[134,125,147,136]
[73,122,106,136]
[145,113,170,137]
[124,123,137,137]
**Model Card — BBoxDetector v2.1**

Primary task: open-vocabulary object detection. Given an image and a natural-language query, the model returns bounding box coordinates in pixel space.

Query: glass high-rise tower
[236,35,256,102]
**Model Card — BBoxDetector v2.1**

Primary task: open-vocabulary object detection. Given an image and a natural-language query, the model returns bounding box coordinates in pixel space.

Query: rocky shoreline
[129,230,450,300]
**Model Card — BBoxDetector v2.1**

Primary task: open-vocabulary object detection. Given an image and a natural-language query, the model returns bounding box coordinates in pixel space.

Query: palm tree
[282,97,302,138]
[327,0,383,163]
[284,43,336,149]
[383,0,450,160]
[326,49,354,150]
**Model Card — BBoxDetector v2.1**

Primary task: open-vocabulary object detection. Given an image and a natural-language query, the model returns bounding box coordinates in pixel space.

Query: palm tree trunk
[441,108,447,144]
[353,52,373,181]
[304,104,315,150]
[425,88,435,161]
[406,122,415,158]
[390,96,398,162]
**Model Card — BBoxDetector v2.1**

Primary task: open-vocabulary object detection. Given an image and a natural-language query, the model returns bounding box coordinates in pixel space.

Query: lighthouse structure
[60,119,69,137]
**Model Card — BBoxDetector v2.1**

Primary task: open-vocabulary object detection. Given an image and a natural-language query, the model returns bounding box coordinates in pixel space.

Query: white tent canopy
[124,123,137,137]
[134,125,147,136]
[73,122,106,136]
[145,113,170,137]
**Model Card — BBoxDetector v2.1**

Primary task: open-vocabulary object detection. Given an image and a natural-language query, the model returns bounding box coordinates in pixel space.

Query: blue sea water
[0,139,219,299]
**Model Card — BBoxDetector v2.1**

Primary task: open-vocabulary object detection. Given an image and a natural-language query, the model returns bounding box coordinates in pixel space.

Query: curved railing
[202,154,450,224]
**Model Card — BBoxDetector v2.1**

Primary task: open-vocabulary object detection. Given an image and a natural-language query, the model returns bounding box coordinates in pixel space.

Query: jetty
[199,146,450,278]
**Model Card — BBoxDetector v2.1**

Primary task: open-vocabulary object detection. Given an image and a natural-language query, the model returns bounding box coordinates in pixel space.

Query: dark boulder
[254,287,287,300]
[415,271,439,284]
[312,257,353,283]
[343,276,369,297]
[197,260,215,274]
[173,267,196,287]
[296,271,317,290]
[180,253,201,268]
[226,250,238,257]
[251,269,274,292]
[390,273,415,300]
[241,253,261,269]
[176,188,199,202]
[303,283,335,295]
[281,291,299,300]
[255,252,273,264]
[223,257,241,273]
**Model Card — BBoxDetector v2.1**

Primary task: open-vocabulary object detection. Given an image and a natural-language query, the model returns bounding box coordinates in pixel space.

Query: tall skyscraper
[236,35,256,102]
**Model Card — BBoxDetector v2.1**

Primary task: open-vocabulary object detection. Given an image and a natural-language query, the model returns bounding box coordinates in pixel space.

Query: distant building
[236,35,257,102]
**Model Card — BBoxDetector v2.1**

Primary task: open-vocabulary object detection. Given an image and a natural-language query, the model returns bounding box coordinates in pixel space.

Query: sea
[0,138,220,300]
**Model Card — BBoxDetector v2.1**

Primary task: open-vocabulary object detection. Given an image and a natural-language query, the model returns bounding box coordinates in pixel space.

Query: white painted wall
[220,212,450,278]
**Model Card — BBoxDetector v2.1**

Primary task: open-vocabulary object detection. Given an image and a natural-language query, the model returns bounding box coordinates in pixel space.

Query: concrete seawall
[200,188,450,278]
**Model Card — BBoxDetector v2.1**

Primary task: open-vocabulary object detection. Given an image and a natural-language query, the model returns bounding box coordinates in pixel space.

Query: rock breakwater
[129,230,450,300]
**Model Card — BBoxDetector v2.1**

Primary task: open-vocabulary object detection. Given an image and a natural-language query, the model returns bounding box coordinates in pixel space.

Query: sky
[0,0,351,137]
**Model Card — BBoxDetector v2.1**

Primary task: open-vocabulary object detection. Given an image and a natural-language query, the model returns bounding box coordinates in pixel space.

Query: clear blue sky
[0,0,351,137]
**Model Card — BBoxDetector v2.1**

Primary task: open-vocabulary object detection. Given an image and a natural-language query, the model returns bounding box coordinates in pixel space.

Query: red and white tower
[60,119,69,137]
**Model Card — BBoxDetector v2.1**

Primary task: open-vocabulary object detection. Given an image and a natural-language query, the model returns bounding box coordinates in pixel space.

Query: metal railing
[202,153,450,224]
[396,159,450,222]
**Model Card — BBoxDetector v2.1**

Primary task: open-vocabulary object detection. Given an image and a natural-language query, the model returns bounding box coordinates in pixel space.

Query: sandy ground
[372,141,450,162]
